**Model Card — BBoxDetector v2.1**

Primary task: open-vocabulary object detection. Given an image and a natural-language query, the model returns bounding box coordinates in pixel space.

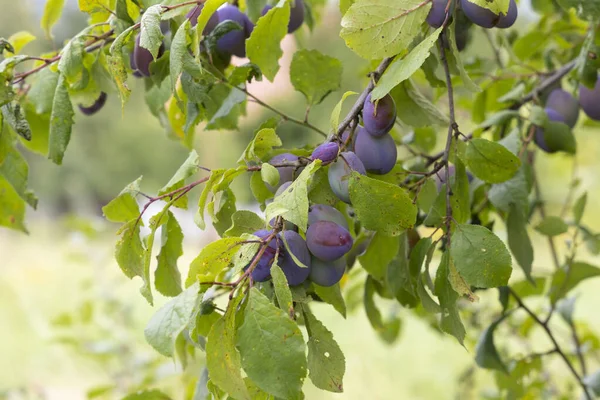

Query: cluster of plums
[246,204,352,287]
[78,2,306,115]
[428,0,517,29]
[426,0,517,51]
[534,79,600,153]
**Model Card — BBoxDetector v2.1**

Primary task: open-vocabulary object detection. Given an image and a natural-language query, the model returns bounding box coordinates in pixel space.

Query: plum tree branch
[438,29,457,237]
[509,288,593,400]
[510,60,576,110]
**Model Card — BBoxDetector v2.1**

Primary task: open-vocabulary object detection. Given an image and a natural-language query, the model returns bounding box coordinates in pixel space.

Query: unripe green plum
[534,108,564,153]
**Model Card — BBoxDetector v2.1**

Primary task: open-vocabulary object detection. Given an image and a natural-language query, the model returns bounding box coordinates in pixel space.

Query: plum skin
[328,151,366,204]
[546,89,579,128]
[262,0,305,33]
[267,153,299,192]
[534,108,565,153]
[133,33,165,77]
[309,256,346,287]
[311,142,339,164]
[78,92,107,115]
[354,130,397,175]
[279,230,311,286]
[306,220,353,262]
[216,5,254,57]
[246,230,278,282]
[426,0,447,28]
[579,78,600,121]
[362,93,397,137]
[308,204,348,230]
[460,0,517,29]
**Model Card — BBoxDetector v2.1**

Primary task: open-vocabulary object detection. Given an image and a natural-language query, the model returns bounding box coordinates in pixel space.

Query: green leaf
[313,283,347,318]
[102,177,142,223]
[170,20,194,97]
[434,252,465,345]
[535,216,569,237]
[386,232,418,307]
[238,127,282,164]
[186,237,247,286]
[261,163,280,187]
[271,264,294,317]
[340,0,432,60]
[57,36,85,85]
[115,219,152,304]
[475,315,508,373]
[417,178,438,212]
[206,292,251,400]
[108,25,137,106]
[0,131,37,208]
[0,177,27,232]
[195,0,228,40]
[28,69,59,114]
[195,167,247,229]
[2,103,32,141]
[155,211,183,297]
[557,0,600,20]
[223,210,265,237]
[573,192,587,225]
[48,74,74,165]
[364,276,401,343]
[463,138,521,184]
[371,27,442,101]
[6,31,36,55]
[417,276,441,313]
[121,389,173,400]
[549,262,600,304]
[144,283,200,357]
[513,31,548,61]
[290,49,343,105]
[349,173,417,236]
[158,150,202,209]
[236,288,307,399]
[330,91,358,132]
[140,5,164,60]
[451,224,512,288]
[465,0,510,13]
[358,232,399,281]
[246,0,290,81]
[302,305,345,393]
[391,81,449,127]
[265,160,321,233]
[41,0,65,38]
[506,204,534,283]
[409,237,432,276]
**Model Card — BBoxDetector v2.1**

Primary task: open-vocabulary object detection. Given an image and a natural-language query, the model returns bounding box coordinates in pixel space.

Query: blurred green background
[2,1,600,399]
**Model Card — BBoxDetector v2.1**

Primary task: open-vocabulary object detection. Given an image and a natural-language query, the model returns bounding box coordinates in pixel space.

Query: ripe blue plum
[354,129,397,175]
[245,230,278,282]
[461,0,517,29]
[133,33,165,77]
[311,142,339,164]
[308,204,348,229]
[309,256,346,287]
[328,151,366,203]
[129,52,143,77]
[306,220,353,261]
[186,4,220,33]
[426,0,448,28]
[579,78,600,121]
[78,92,107,115]
[495,0,518,29]
[340,125,364,151]
[267,153,299,192]
[262,0,305,33]
[546,89,579,128]
[216,5,254,57]
[534,108,565,153]
[362,93,396,136]
[279,231,311,286]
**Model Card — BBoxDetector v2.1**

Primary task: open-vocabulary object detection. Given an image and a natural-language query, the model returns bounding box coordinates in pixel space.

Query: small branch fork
[509,289,593,400]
